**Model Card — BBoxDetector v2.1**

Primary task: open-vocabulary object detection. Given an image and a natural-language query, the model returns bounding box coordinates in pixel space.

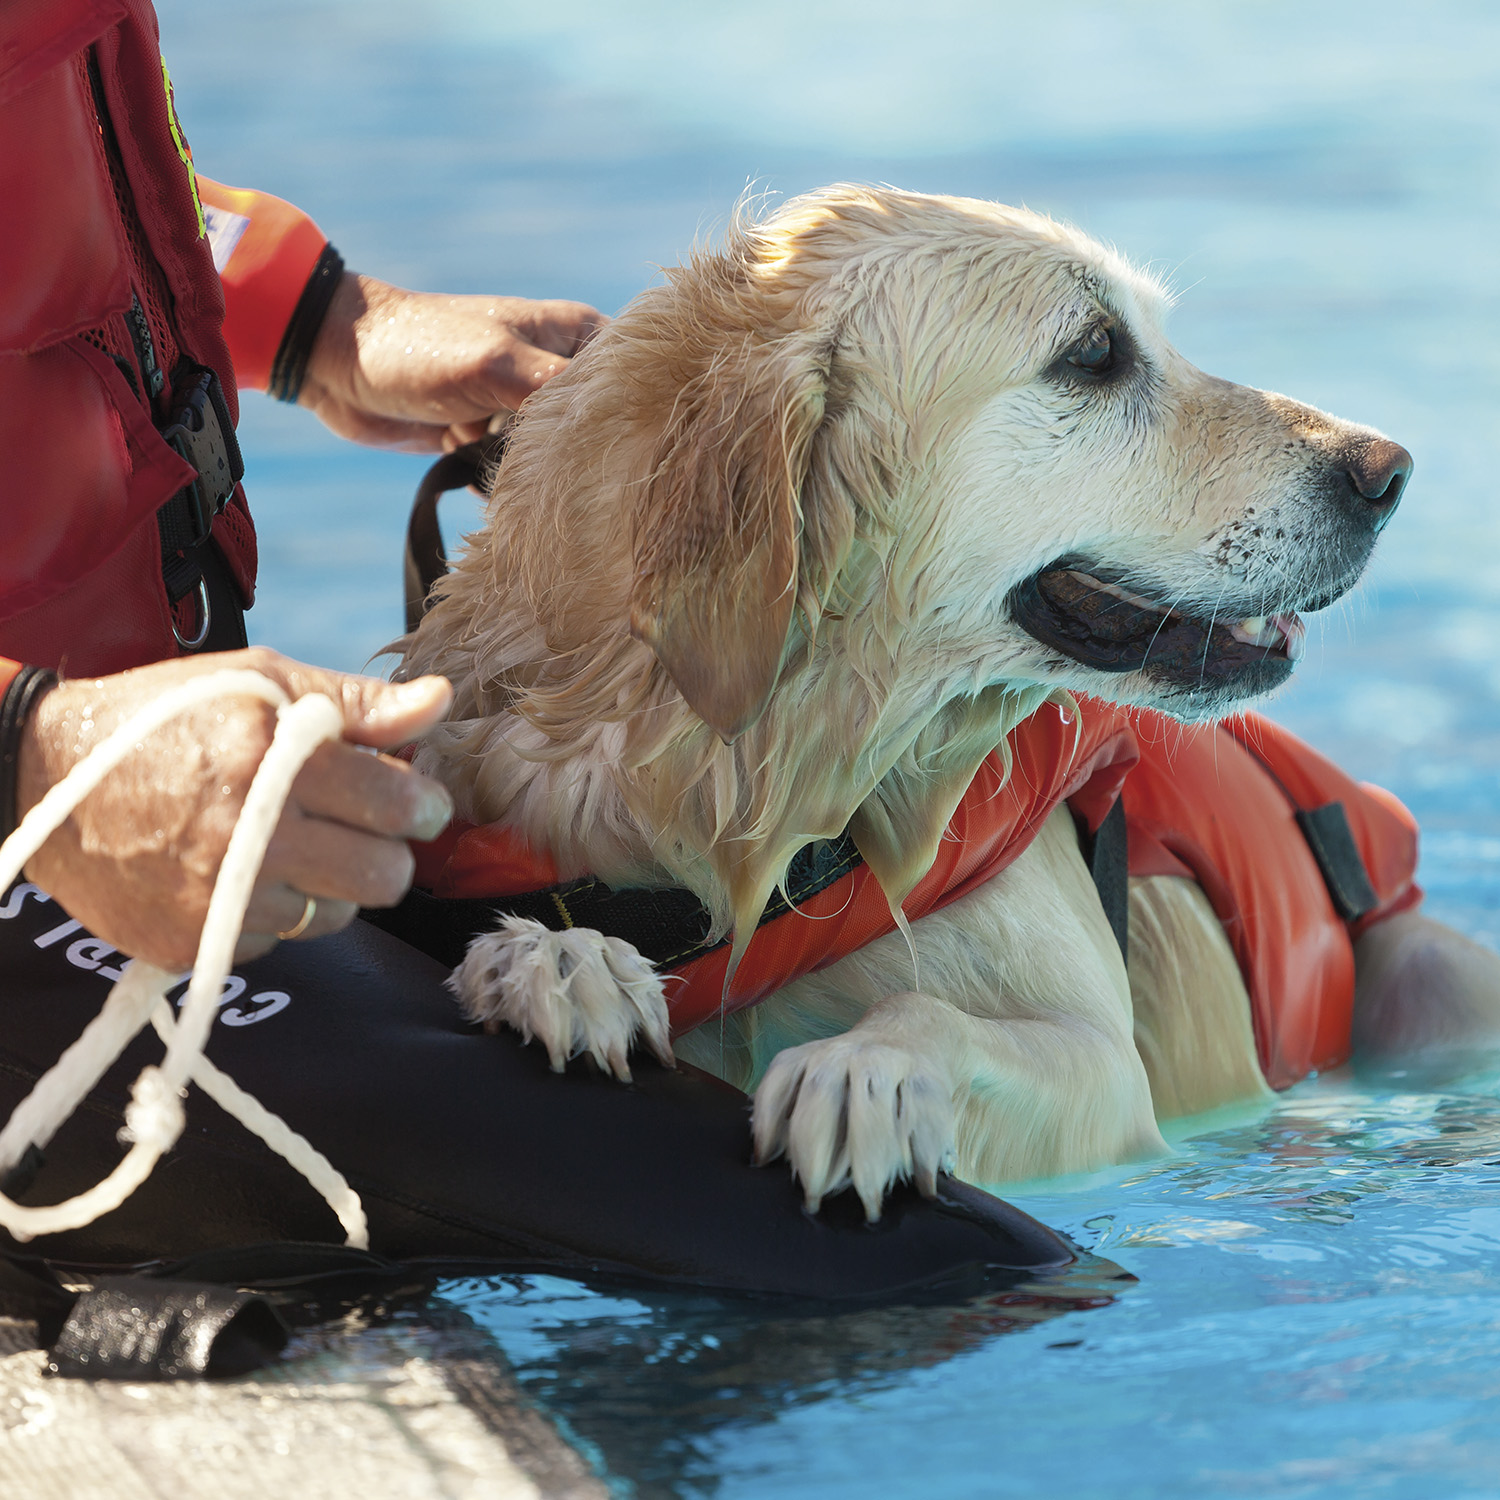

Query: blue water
[158,3,1500,1493]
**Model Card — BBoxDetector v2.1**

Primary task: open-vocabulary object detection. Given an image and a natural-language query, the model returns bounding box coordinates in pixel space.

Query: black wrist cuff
[267,242,346,405]
[0,667,59,847]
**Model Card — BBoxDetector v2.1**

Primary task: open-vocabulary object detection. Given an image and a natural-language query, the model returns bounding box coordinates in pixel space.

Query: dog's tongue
[1229,613,1305,661]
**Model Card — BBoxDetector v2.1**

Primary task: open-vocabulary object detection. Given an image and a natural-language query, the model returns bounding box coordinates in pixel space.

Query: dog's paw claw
[603,1039,632,1083]
[451,917,671,1082]
[752,1035,955,1222]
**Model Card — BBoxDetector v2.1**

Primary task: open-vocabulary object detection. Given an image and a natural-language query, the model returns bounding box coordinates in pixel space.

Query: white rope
[146,1004,367,1246]
[0,956,166,1180]
[0,671,369,1248]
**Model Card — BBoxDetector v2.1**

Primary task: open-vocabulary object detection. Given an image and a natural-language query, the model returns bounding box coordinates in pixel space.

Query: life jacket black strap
[364,804,1135,973]
[1076,795,1129,964]
[363,832,864,972]
[1294,802,1379,922]
[1226,730,1382,925]
[156,363,244,576]
[152,362,247,650]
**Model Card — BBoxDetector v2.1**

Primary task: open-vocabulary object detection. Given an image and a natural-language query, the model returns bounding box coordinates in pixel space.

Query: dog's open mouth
[1009,564,1305,690]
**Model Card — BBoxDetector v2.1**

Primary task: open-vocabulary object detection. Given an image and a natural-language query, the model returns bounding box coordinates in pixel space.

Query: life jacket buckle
[160,365,245,550]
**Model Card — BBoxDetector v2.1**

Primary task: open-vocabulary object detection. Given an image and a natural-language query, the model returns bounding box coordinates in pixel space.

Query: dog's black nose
[1345,437,1412,531]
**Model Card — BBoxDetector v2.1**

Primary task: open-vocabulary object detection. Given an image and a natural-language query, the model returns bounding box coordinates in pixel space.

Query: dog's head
[624,185,1409,739]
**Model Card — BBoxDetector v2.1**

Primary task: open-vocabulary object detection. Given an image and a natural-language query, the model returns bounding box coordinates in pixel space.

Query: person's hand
[15,647,455,971]
[298,272,608,451]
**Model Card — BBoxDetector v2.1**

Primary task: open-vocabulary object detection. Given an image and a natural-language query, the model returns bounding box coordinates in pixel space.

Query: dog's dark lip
[1008,560,1305,690]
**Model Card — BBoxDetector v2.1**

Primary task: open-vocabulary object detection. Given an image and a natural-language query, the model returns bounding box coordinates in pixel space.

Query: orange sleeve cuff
[198,177,330,393]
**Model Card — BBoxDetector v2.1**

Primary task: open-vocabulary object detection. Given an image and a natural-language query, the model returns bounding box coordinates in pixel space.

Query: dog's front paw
[451,916,674,1081]
[751,1035,956,1222]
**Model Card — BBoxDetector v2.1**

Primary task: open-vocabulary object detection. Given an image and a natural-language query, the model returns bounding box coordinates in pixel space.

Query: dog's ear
[630,328,833,743]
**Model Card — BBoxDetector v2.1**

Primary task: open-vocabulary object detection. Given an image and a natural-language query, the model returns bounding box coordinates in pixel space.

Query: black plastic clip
[160,365,245,551]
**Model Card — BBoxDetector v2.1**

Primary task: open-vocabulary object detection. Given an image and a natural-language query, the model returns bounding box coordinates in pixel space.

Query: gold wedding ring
[277,894,317,941]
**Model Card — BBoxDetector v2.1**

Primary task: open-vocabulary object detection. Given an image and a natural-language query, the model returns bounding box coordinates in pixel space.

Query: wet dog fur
[400,186,1500,1218]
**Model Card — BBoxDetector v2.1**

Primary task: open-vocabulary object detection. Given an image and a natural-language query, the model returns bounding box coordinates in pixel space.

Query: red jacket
[414,700,1420,1089]
[0,0,328,681]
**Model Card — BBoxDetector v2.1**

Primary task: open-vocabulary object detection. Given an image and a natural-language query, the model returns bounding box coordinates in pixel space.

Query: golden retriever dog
[398,185,1500,1219]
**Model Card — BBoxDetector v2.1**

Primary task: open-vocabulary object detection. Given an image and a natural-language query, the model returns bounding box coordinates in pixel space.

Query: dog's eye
[1066,325,1115,374]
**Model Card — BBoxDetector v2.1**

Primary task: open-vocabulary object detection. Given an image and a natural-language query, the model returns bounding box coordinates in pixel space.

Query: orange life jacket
[1123,710,1419,1087]
[410,700,1421,1090]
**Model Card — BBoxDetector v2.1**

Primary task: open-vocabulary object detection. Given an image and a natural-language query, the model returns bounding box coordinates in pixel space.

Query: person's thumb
[338,675,453,746]
[270,662,454,748]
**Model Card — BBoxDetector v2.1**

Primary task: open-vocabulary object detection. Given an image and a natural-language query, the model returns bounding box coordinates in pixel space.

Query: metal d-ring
[171,576,212,651]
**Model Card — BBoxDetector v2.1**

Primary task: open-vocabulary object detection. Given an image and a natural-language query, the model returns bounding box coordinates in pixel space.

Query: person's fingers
[443,417,495,450]
[241,882,360,941]
[309,401,451,452]
[246,652,454,750]
[235,891,358,964]
[290,743,451,841]
[338,675,453,749]
[466,308,607,407]
[473,337,570,409]
[302,281,609,448]
[260,813,415,908]
[345,418,450,453]
[513,301,611,356]
[258,812,418,909]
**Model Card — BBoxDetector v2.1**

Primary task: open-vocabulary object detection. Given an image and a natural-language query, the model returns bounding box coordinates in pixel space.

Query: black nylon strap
[1295,802,1379,922]
[156,362,247,644]
[404,431,510,633]
[47,1280,289,1380]
[1080,796,1129,963]
[0,666,58,846]
[1226,729,1384,927]
[158,528,202,602]
[365,802,1134,973]
[0,1247,290,1381]
[363,832,864,971]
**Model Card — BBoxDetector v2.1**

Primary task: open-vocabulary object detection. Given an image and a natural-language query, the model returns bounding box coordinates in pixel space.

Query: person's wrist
[1,667,59,843]
[297,271,374,409]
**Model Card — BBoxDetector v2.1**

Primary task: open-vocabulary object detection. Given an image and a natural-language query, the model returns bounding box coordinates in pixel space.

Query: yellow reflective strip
[159,57,205,238]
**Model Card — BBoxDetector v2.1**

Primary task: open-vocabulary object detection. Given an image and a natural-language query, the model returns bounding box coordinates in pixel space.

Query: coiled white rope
[0,669,368,1248]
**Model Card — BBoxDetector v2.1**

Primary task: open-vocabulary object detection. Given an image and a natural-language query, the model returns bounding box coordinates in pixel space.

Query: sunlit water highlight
[157,3,1500,1492]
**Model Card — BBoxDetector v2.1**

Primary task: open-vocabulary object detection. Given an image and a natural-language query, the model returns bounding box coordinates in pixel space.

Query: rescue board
[0,880,1073,1301]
